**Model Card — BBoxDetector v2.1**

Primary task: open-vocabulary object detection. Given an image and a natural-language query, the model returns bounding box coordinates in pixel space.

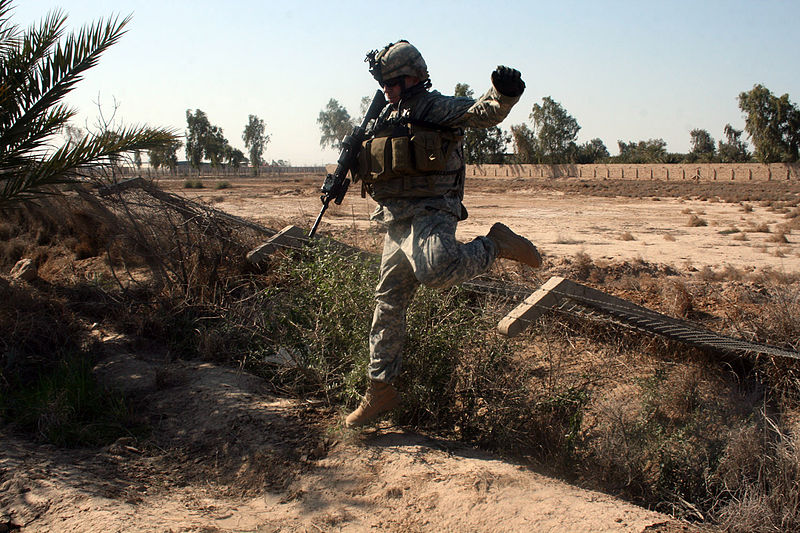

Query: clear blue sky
[14,0,800,165]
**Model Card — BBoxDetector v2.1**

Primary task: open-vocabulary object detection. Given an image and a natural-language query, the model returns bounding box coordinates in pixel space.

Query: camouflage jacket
[369,85,520,224]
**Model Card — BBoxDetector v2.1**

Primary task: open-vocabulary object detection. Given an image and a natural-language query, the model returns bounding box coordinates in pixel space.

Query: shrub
[714,416,800,532]
[214,181,231,190]
[768,232,789,244]
[749,222,770,233]
[183,179,204,189]
[0,282,139,446]
[251,242,378,400]
[688,215,708,227]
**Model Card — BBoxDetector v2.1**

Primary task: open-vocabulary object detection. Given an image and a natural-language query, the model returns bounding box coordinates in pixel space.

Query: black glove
[491,66,525,97]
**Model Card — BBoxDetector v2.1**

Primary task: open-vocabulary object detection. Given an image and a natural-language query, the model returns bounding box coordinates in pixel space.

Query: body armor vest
[355,93,465,201]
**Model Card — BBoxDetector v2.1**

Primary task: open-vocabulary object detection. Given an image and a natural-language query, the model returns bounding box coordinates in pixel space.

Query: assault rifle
[309,89,386,238]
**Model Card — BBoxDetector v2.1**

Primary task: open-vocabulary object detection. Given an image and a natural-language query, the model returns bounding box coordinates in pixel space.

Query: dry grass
[533,180,800,205]
[715,419,800,533]
[688,214,708,227]
[768,232,789,244]
[571,251,594,280]
[748,222,771,233]
[555,235,585,245]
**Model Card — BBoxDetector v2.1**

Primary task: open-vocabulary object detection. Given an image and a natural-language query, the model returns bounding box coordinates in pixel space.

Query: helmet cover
[365,40,428,85]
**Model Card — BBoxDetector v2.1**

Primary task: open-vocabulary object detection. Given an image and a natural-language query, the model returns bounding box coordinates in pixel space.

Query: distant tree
[225,146,246,168]
[0,0,176,206]
[466,127,510,164]
[687,128,716,162]
[64,125,86,148]
[185,109,228,167]
[738,84,800,163]
[317,99,353,151]
[455,83,509,163]
[356,95,373,124]
[616,139,669,163]
[242,114,269,174]
[574,138,609,163]
[454,83,474,99]
[148,140,182,171]
[204,125,228,167]
[717,124,750,162]
[509,123,538,163]
[133,150,142,169]
[185,109,211,168]
[530,96,580,163]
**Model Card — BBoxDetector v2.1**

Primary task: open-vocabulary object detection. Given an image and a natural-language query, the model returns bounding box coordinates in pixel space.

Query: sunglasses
[382,77,404,88]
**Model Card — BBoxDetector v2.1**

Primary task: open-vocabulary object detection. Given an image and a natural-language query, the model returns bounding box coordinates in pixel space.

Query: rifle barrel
[308,198,329,238]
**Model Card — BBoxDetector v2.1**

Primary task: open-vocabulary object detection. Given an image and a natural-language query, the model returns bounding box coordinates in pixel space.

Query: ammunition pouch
[356,126,461,185]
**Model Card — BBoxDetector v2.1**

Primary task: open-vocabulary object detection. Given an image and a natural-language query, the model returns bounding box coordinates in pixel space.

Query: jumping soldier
[346,40,542,427]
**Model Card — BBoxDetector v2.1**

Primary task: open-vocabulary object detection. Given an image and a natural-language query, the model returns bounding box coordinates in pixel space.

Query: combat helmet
[366,40,429,85]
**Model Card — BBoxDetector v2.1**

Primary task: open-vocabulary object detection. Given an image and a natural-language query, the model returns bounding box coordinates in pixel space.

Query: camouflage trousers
[367,209,498,383]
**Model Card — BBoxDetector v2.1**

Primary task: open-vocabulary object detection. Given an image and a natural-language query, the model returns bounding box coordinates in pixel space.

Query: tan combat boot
[487,222,542,268]
[345,380,400,428]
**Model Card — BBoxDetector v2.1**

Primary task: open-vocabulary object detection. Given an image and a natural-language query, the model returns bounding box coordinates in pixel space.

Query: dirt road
[173,176,800,274]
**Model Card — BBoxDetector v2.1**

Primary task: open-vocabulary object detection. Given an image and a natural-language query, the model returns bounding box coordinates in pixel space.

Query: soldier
[346,40,541,427]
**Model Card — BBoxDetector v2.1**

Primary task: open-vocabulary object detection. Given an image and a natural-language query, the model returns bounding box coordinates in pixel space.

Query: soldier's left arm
[452,86,521,129]
[428,66,524,129]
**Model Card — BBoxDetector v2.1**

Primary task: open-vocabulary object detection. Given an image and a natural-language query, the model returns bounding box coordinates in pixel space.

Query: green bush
[2,352,139,446]
[183,179,204,189]
[247,244,589,463]
[252,242,378,401]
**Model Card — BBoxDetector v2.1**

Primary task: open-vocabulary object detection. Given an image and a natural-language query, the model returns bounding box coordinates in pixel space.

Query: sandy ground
[173,176,800,274]
[1,330,691,533]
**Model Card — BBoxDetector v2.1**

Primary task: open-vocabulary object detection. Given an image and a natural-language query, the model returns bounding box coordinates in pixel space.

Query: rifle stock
[309,89,386,238]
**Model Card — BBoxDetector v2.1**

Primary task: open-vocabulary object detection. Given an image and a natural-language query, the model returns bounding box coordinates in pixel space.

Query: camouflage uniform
[366,86,520,383]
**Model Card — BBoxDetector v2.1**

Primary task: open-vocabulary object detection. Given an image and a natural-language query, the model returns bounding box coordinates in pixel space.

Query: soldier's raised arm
[428,66,525,129]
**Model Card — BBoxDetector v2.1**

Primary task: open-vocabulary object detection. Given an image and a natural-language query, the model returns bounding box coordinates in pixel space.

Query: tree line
[318,83,800,166]
[146,111,273,174]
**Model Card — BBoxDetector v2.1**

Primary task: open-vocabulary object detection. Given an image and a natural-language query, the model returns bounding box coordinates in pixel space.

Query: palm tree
[0,0,177,207]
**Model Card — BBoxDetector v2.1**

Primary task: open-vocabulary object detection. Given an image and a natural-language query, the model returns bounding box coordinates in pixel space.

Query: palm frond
[0,9,66,131]
[0,13,129,150]
[0,103,75,167]
[0,0,20,55]
[0,1,178,207]
[0,125,177,207]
